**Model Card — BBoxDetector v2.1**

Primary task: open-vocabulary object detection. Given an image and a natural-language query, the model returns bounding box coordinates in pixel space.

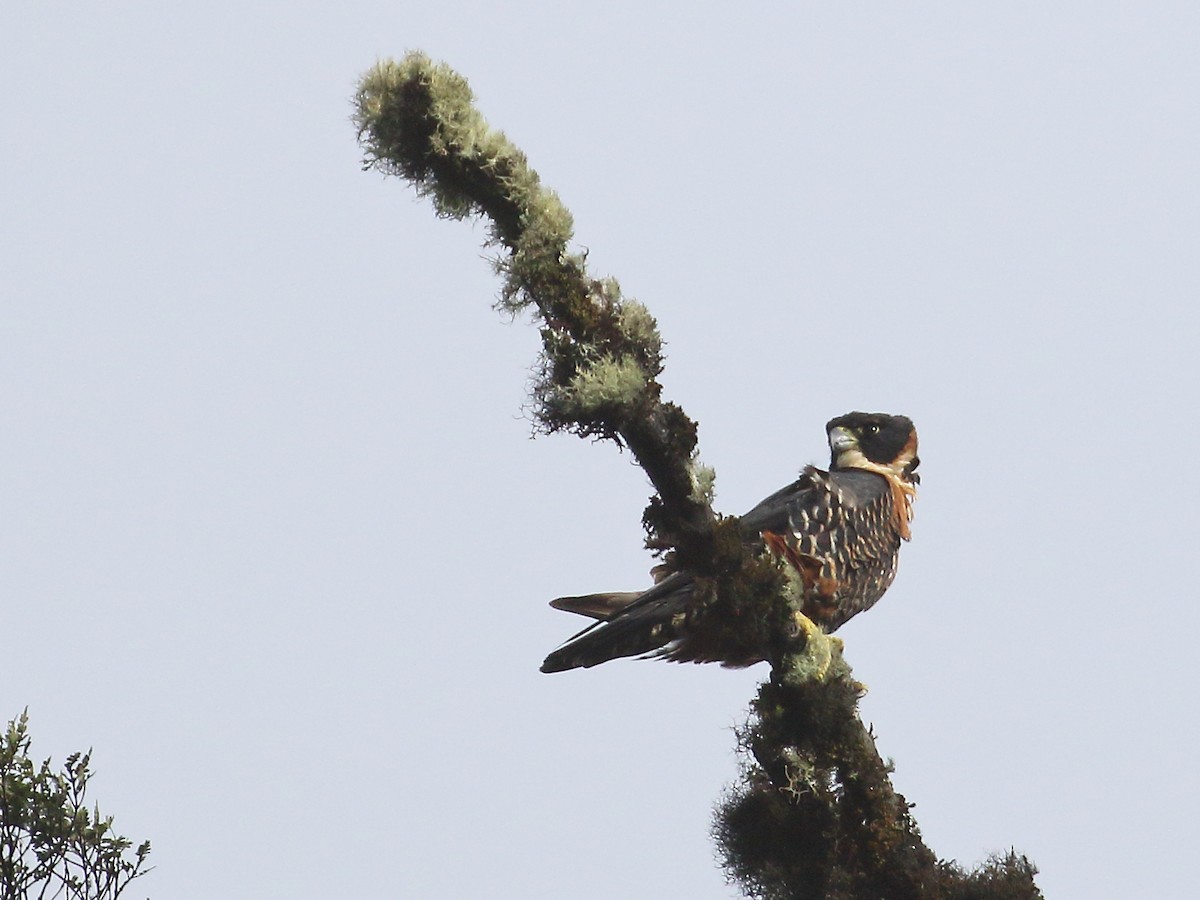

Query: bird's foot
[776,612,846,687]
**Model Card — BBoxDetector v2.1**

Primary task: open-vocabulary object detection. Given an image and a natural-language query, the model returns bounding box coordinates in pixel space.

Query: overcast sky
[3,3,1198,898]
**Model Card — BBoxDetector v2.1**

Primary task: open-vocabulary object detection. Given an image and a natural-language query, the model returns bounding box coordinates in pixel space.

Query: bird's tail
[539,575,694,673]
[549,592,642,621]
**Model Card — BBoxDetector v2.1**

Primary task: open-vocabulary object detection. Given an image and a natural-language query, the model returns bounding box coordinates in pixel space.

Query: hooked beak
[828,426,858,454]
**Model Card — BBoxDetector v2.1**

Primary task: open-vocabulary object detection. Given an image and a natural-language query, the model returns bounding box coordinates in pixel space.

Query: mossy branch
[354,52,1040,900]
[715,625,1042,899]
[354,53,712,549]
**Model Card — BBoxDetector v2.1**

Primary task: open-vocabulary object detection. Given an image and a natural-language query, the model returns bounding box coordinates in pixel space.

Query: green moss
[938,853,1043,900]
[714,780,837,900]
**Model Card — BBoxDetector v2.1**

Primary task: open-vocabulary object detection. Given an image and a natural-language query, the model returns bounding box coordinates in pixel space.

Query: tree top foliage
[1,711,151,900]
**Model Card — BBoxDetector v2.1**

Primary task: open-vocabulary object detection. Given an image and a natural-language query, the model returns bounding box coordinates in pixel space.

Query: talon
[778,611,842,684]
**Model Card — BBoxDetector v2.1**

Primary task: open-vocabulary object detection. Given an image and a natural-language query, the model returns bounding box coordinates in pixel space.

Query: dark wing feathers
[540,468,898,672]
[539,476,825,674]
[736,475,818,536]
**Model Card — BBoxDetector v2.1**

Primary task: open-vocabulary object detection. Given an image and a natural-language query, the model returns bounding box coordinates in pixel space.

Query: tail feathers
[540,576,694,673]
[549,592,641,621]
[539,616,673,673]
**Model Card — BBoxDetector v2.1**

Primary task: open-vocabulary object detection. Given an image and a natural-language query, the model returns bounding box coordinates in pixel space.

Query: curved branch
[354,52,1041,900]
[354,54,712,547]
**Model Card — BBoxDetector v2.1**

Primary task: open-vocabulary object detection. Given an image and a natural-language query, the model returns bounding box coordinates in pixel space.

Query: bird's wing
[736,469,822,536]
[539,471,884,672]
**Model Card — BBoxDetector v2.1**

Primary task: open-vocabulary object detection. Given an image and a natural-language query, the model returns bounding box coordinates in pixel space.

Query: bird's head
[826,412,920,485]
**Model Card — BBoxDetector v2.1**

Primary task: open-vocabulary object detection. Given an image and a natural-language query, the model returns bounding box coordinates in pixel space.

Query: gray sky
[4,3,1197,897]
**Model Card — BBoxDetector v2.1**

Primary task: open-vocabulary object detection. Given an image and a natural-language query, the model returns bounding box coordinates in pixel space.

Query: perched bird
[540,412,919,673]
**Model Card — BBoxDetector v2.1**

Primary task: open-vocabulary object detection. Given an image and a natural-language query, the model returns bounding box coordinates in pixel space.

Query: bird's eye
[865,424,880,435]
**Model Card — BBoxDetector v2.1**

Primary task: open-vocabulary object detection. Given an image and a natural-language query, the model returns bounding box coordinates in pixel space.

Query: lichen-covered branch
[354,53,713,549]
[715,626,1041,899]
[353,52,1040,900]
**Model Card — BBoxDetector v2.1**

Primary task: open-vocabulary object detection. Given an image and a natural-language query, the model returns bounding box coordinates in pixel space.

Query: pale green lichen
[777,613,846,687]
[354,53,573,247]
[617,298,662,359]
[780,747,827,799]
[596,277,622,303]
[520,192,574,245]
[558,353,647,415]
[689,458,717,505]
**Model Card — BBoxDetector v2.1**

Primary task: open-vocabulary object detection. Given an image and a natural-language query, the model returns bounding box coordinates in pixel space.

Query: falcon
[540,412,919,673]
